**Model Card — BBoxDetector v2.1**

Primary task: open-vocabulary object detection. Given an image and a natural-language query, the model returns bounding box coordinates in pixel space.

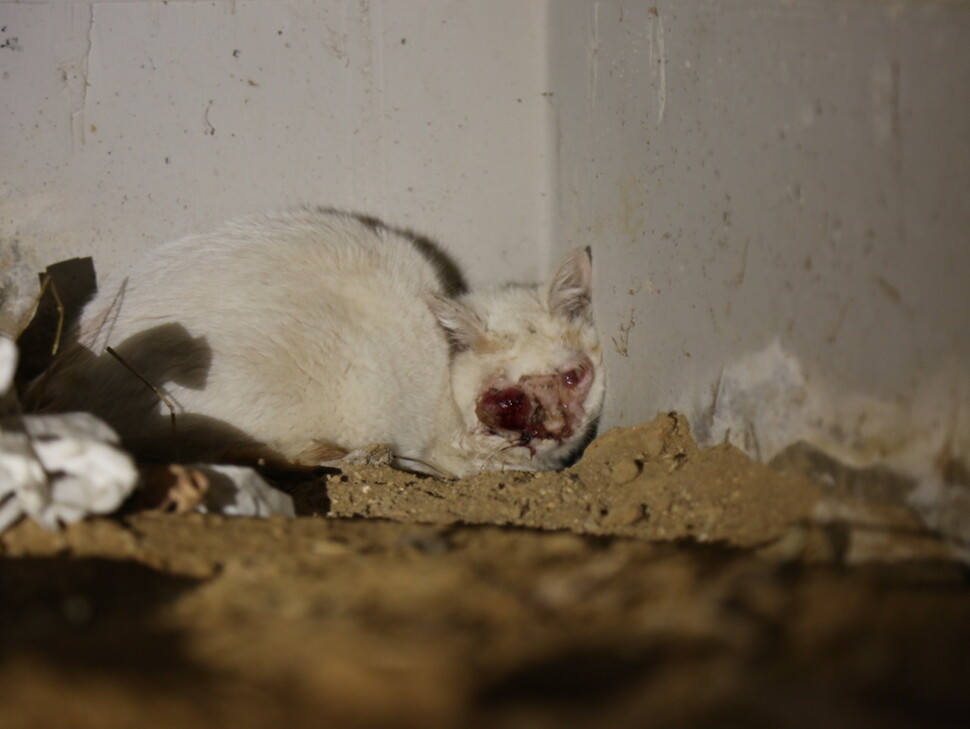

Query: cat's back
[184,207,439,286]
[79,207,446,349]
[44,207,457,463]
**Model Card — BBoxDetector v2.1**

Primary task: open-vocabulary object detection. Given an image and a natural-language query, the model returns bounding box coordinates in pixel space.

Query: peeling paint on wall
[60,1,94,150]
[647,6,666,126]
[679,339,970,543]
[0,240,40,337]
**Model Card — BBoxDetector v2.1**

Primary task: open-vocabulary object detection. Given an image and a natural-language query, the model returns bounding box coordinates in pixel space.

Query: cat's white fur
[29,208,604,477]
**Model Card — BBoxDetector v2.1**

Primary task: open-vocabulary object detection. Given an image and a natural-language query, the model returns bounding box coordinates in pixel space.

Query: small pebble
[610,459,641,484]
[600,502,645,527]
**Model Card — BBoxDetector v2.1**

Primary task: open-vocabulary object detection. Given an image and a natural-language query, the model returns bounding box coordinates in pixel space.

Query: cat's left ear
[547,247,593,322]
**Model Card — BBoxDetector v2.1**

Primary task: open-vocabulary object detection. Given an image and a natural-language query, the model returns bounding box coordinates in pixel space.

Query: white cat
[28,208,605,477]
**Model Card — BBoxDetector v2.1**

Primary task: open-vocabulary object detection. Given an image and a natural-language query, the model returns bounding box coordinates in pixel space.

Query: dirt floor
[1,413,968,729]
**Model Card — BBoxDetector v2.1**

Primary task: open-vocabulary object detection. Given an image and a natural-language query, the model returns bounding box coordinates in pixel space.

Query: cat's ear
[426,294,486,353]
[547,247,593,321]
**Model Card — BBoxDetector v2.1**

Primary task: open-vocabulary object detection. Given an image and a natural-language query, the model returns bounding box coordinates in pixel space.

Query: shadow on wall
[333,206,469,297]
[23,321,288,468]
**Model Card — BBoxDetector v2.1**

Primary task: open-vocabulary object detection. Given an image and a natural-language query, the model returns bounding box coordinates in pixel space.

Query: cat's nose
[543,413,567,436]
[513,373,574,440]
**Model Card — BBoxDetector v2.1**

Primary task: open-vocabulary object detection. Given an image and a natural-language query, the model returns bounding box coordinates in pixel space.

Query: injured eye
[560,365,587,389]
[477,387,532,432]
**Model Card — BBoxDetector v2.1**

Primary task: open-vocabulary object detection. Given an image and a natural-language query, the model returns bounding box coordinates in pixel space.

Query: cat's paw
[339,443,395,466]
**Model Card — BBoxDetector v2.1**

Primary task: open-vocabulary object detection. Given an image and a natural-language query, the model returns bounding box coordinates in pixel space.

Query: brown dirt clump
[1,413,967,729]
[326,412,821,547]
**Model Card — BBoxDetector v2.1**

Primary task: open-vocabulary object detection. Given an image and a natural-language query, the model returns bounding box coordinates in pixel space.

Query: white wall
[549,0,970,528]
[0,0,554,326]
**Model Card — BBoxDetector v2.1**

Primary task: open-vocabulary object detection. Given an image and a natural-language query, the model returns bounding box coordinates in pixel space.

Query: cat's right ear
[425,294,486,353]
[547,247,593,322]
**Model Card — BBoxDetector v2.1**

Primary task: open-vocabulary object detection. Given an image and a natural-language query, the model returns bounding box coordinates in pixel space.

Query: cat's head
[427,248,605,472]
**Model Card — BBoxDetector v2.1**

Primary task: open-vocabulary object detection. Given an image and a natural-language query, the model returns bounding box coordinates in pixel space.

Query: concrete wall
[2,1,968,534]
[549,0,970,536]
[0,0,553,311]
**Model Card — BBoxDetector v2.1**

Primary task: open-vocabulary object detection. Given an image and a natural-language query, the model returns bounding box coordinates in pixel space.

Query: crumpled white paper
[0,334,139,532]
[195,464,295,518]
[0,335,17,397]
[0,334,294,530]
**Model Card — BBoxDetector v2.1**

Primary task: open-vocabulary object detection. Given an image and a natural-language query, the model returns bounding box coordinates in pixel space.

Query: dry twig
[105,346,180,461]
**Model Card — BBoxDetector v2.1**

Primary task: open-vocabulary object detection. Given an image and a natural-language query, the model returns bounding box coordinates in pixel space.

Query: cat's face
[428,248,605,472]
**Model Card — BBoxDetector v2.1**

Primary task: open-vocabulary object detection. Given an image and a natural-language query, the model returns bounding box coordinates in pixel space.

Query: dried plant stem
[17,273,66,356]
[46,276,65,356]
[105,346,180,461]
